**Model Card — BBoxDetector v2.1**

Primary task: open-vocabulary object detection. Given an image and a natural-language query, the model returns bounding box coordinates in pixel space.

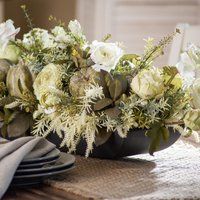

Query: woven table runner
[46,139,200,200]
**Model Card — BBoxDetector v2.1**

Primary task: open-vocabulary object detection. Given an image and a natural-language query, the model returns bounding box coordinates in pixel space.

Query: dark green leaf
[146,125,170,155]
[146,123,162,156]
[114,74,128,93]
[109,79,123,101]
[1,124,7,138]
[161,126,169,142]
[7,112,32,138]
[95,128,112,146]
[98,70,111,97]
[163,66,178,77]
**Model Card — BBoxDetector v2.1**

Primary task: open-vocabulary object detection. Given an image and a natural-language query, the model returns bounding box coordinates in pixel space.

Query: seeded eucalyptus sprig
[21,5,34,30]
[136,29,180,71]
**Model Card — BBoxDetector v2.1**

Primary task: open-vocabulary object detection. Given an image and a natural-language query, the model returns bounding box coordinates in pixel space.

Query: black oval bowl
[47,128,180,159]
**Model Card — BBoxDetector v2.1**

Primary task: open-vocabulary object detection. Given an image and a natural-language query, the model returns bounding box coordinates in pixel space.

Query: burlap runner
[46,139,200,200]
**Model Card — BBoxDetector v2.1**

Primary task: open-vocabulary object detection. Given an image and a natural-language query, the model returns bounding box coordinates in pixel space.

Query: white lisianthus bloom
[0,19,20,50]
[131,67,164,100]
[176,44,200,87]
[90,41,124,72]
[23,28,54,49]
[51,26,73,46]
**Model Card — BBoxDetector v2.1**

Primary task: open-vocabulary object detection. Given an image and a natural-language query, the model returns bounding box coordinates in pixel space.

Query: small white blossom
[23,28,54,49]
[0,19,20,50]
[90,40,124,72]
[51,26,73,47]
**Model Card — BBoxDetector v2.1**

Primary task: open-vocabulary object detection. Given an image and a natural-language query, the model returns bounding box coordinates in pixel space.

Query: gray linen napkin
[0,136,56,199]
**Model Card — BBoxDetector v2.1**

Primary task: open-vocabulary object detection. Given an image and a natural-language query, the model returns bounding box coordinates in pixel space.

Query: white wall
[76,0,200,65]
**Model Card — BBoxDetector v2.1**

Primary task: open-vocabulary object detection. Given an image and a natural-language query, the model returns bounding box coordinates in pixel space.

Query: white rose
[90,41,124,72]
[23,28,54,49]
[0,19,20,50]
[0,44,20,63]
[176,44,200,87]
[131,67,164,100]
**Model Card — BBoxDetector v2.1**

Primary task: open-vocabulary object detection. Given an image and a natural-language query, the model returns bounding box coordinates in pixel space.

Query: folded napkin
[0,136,56,199]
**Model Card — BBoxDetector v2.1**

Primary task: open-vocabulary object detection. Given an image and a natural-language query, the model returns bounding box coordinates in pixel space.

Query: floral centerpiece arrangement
[0,6,199,157]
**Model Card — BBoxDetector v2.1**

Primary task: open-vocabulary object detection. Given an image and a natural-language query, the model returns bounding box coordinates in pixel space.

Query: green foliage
[136,30,179,71]
[93,70,128,118]
[146,123,170,155]
[21,5,34,30]
[0,10,190,157]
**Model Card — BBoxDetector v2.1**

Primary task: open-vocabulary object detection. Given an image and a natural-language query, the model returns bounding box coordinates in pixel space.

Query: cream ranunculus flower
[33,63,63,107]
[0,44,20,63]
[184,109,200,131]
[0,19,20,50]
[90,41,124,72]
[131,67,164,100]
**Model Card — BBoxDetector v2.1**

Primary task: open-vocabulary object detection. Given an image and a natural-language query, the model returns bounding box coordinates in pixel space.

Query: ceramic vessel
[47,128,180,159]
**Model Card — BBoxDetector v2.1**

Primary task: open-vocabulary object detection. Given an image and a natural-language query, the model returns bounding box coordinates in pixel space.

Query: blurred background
[0,0,200,65]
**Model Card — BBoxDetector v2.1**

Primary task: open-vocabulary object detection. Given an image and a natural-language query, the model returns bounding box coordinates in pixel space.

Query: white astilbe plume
[60,110,99,157]
[80,84,104,112]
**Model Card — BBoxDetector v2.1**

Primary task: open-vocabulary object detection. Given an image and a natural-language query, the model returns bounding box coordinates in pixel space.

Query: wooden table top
[3,184,89,200]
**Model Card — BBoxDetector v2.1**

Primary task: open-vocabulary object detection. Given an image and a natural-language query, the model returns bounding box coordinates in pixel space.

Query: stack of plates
[11,149,75,186]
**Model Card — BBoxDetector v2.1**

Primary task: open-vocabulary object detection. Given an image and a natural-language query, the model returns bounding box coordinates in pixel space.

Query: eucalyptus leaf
[109,79,123,101]
[3,108,17,124]
[114,74,128,93]
[99,70,113,97]
[7,112,32,138]
[163,66,178,76]
[0,96,15,107]
[104,107,121,118]
[95,128,112,146]
[146,123,163,155]
[1,124,7,138]
[161,126,169,142]
[5,101,21,109]
[0,59,11,82]
[94,98,113,111]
